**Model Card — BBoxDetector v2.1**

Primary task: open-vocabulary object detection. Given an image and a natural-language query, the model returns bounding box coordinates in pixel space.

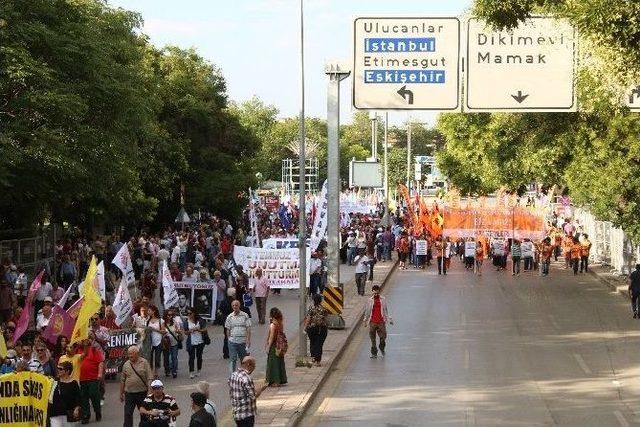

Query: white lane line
[573,353,592,375]
[464,349,470,370]
[465,407,475,427]
[614,410,630,427]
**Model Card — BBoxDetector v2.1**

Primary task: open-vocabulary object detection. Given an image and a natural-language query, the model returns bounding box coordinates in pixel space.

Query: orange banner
[443,206,545,239]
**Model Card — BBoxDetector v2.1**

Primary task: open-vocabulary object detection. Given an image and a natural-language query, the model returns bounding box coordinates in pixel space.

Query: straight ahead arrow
[397,85,414,105]
[511,90,529,103]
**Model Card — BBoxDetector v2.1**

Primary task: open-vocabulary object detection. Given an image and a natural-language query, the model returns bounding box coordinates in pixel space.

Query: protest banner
[261,238,310,250]
[340,201,375,214]
[491,238,505,256]
[161,262,179,309]
[233,245,310,289]
[104,329,141,374]
[0,371,54,426]
[464,241,477,257]
[173,282,217,319]
[415,240,428,256]
[41,305,74,345]
[443,206,545,240]
[310,180,328,252]
[261,195,280,211]
[112,276,133,326]
[521,241,535,258]
[113,244,136,284]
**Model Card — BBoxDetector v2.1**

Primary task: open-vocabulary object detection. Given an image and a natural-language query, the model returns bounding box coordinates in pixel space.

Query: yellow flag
[70,256,102,345]
[0,331,7,359]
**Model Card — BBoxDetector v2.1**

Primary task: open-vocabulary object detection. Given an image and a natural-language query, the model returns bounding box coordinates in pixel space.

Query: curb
[588,269,630,300]
[288,259,399,427]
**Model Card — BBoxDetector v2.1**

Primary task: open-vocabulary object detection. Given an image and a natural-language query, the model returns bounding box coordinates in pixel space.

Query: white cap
[150,380,164,388]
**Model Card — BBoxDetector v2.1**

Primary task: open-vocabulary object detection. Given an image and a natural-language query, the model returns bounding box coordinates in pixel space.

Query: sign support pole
[325,62,350,330]
[297,0,307,362]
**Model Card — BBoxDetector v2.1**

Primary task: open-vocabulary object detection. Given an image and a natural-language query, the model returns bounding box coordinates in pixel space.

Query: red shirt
[371,296,384,324]
[80,347,104,381]
[101,315,119,330]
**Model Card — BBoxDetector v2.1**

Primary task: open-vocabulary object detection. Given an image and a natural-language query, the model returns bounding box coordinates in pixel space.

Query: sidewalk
[588,264,631,297]
[219,256,398,426]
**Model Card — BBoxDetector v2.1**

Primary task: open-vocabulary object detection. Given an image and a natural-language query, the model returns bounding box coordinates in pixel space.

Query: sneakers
[380,349,385,357]
[370,354,377,359]
[196,370,200,377]
[634,313,638,319]
[189,372,195,379]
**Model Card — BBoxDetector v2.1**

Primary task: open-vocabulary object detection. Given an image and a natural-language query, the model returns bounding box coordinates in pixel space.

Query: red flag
[13,270,44,344]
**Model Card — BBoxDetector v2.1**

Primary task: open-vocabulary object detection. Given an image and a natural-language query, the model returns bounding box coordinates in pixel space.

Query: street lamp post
[297,0,307,362]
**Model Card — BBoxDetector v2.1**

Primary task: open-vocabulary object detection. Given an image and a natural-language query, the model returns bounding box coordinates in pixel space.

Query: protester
[36,296,54,331]
[580,234,592,273]
[30,342,57,375]
[79,339,104,424]
[511,239,522,276]
[475,239,484,275]
[305,294,328,367]
[185,307,207,379]
[50,360,82,427]
[570,237,582,275]
[147,305,166,378]
[59,342,83,384]
[353,250,371,296]
[162,308,182,379]
[252,267,270,324]
[229,356,257,427]
[541,237,553,276]
[195,381,218,421]
[265,307,287,387]
[225,299,251,374]
[120,345,153,427]
[139,379,181,427]
[188,392,216,427]
[364,284,392,359]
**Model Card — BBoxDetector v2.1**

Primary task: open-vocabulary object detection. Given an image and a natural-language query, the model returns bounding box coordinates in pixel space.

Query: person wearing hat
[188,392,216,427]
[139,379,180,427]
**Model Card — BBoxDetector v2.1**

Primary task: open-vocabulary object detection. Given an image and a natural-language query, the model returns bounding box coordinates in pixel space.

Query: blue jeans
[542,260,550,275]
[164,345,179,375]
[383,243,391,261]
[347,247,357,265]
[229,341,247,373]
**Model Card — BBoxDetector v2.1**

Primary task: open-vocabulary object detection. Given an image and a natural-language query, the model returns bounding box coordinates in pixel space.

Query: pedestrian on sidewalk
[264,307,287,387]
[195,381,218,421]
[353,250,371,296]
[120,346,153,427]
[364,284,392,359]
[229,356,257,427]
[225,300,252,374]
[188,392,216,427]
[305,294,328,367]
[251,267,270,324]
[629,264,640,318]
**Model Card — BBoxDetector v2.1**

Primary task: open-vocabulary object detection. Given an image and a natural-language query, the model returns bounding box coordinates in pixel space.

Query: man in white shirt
[36,297,54,331]
[34,278,53,322]
[353,251,371,296]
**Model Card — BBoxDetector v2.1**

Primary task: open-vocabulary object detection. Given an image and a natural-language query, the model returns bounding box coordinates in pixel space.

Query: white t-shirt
[36,312,52,331]
[187,319,203,346]
[148,318,165,347]
[354,255,370,274]
[35,282,53,301]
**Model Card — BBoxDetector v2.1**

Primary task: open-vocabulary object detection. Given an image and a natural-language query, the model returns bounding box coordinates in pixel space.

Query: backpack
[275,326,288,357]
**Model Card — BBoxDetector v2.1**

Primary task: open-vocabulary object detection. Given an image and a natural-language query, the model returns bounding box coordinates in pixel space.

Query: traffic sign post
[353,17,461,110]
[465,17,576,112]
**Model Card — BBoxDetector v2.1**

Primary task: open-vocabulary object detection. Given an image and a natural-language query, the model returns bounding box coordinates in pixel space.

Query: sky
[108,0,472,126]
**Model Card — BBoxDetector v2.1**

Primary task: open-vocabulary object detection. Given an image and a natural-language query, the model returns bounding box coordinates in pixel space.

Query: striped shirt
[141,393,178,422]
[225,311,251,344]
[511,243,522,257]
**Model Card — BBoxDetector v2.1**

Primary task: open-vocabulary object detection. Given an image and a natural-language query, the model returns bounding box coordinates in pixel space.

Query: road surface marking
[464,349,470,370]
[465,407,475,427]
[614,410,630,427]
[573,353,592,375]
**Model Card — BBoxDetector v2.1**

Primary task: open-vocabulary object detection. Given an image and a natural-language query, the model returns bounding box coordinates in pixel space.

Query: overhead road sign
[465,17,576,112]
[353,17,461,110]
[349,160,383,188]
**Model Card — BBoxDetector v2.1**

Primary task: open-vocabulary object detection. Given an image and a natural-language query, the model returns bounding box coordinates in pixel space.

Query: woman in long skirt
[265,307,287,386]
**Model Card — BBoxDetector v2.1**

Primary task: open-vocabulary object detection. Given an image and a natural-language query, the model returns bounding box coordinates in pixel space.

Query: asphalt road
[304,259,640,427]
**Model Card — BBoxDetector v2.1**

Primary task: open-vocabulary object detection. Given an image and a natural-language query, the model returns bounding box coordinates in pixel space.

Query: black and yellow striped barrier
[322,286,343,315]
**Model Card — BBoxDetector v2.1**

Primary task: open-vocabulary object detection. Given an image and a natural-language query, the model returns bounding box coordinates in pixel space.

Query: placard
[464,241,477,257]
[172,281,217,319]
[491,238,505,256]
[415,240,428,256]
[104,329,140,374]
[520,241,534,258]
[0,371,53,426]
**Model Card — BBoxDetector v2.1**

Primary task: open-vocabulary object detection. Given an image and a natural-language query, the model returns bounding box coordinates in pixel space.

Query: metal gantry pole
[384,112,390,221]
[325,62,350,329]
[406,120,412,190]
[297,0,307,360]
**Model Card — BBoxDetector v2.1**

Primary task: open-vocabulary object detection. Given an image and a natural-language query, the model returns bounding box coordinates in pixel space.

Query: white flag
[112,244,135,284]
[162,262,179,309]
[112,275,132,326]
[310,180,328,252]
[248,188,260,248]
[57,283,74,308]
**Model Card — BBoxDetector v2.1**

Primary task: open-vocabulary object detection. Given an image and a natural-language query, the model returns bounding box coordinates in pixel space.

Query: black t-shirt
[630,270,640,293]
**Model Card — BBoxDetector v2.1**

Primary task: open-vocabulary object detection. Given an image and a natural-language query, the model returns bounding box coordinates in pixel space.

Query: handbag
[275,325,288,357]
[161,335,171,351]
[242,293,253,307]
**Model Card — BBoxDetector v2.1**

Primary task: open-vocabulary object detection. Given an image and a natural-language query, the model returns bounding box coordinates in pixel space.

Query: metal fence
[574,207,639,275]
[0,226,57,276]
